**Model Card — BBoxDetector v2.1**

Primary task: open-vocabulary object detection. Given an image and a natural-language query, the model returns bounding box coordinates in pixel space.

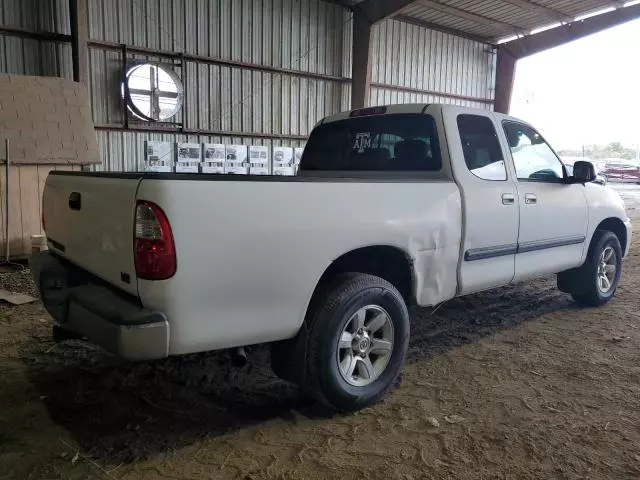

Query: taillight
[134,201,176,280]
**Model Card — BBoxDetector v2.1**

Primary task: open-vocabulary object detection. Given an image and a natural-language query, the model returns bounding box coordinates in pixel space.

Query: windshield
[300,114,442,172]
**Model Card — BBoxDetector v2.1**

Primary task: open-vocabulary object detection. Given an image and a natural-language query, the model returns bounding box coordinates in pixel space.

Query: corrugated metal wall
[1,0,497,172]
[88,0,346,75]
[87,0,350,171]
[0,0,73,78]
[369,19,495,110]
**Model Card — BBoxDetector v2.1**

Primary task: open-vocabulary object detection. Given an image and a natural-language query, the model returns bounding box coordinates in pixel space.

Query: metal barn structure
[0,0,640,171]
[1,0,639,172]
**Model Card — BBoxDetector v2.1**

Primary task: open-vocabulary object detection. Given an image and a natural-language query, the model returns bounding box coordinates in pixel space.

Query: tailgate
[43,173,141,296]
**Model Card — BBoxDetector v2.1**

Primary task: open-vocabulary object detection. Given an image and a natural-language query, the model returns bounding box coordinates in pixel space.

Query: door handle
[525,193,537,205]
[501,193,515,205]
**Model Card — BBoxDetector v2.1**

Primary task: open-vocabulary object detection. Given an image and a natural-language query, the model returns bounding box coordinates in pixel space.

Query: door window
[457,114,507,181]
[503,122,564,182]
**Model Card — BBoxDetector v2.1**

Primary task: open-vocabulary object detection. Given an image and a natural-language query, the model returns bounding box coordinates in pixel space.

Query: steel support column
[494,46,517,114]
[351,11,373,109]
[69,0,89,84]
[350,0,417,109]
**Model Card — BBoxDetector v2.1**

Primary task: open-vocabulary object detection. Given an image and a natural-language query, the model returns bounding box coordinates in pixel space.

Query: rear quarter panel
[136,178,462,355]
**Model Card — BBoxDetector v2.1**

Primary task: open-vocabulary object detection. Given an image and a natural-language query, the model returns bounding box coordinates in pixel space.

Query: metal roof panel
[397,0,630,42]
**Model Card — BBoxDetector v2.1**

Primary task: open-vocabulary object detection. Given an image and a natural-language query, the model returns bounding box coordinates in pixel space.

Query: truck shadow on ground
[22,276,571,463]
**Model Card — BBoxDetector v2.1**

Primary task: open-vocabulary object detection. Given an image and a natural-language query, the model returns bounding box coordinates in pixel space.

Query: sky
[509,16,640,150]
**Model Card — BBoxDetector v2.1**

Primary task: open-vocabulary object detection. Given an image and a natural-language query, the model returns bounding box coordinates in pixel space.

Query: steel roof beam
[501,2,640,58]
[394,14,494,43]
[500,0,573,23]
[415,0,528,35]
[353,0,418,23]
[494,3,640,114]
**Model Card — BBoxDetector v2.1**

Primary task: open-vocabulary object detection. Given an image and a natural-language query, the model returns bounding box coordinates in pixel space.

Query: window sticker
[353,132,372,153]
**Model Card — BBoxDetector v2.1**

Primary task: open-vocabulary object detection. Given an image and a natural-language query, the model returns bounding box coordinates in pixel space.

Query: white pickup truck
[31,104,631,412]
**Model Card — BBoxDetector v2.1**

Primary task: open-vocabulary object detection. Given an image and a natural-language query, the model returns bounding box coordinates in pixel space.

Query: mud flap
[557,266,589,295]
[270,322,309,385]
[29,252,71,322]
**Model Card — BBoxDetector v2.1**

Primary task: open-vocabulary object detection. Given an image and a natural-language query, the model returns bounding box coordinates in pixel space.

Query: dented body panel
[136,178,462,355]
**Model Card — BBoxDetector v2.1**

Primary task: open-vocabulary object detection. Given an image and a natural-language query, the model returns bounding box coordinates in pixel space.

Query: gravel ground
[0,267,38,298]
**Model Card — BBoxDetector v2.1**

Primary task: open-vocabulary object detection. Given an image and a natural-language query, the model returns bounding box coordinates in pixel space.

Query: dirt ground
[1,189,639,480]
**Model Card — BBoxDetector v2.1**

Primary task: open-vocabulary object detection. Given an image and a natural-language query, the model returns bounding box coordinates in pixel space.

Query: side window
[503,122,564,182]
[457,114,507,181]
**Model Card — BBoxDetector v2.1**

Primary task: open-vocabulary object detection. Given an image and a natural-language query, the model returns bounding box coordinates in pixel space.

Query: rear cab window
[300,113,442,172]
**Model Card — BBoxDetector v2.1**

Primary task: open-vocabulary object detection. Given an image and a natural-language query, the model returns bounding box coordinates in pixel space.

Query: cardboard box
[248,145,270,175]
[225,144,248,174]
[202,143,226,173]
[176,142,201,173]
[144,141,173,172]
[293,147,304,174]
[272,146,294,176]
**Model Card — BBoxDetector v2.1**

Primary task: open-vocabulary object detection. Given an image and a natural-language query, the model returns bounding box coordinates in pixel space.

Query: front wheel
[304,273,410,412]
[559,230,622,307]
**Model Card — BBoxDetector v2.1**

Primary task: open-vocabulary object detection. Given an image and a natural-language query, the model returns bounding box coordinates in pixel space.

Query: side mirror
[570,160,596,183]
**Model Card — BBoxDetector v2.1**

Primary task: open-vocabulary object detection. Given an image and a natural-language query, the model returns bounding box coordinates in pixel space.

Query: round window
[122,63,184,122]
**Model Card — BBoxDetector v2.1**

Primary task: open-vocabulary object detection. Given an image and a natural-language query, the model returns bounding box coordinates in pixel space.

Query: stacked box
[272,146,294,176]
[248,145,270,175]
[144,141,173,172]
[176,143,201,173]
[225,144,248,174]
[293,147,304,174]
[202,144,226,173]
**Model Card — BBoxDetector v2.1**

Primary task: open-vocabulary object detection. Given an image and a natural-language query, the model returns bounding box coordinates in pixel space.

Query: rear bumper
[29,252,169,361]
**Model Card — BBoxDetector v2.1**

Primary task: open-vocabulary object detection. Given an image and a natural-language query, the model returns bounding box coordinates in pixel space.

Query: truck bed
[44,170,463,355]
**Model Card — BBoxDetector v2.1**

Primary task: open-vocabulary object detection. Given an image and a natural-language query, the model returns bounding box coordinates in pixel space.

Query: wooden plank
[0,289,37,305]
[6,165,23,257]
[18,165,40,256]
[0,163,5,256]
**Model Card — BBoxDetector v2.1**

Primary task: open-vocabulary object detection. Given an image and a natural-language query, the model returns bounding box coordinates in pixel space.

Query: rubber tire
[304,273,410,412]
[571,230,622,307]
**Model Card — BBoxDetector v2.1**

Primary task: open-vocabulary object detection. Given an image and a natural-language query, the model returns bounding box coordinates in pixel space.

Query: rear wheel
[304,273,410,412]
[558,230,622,307]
